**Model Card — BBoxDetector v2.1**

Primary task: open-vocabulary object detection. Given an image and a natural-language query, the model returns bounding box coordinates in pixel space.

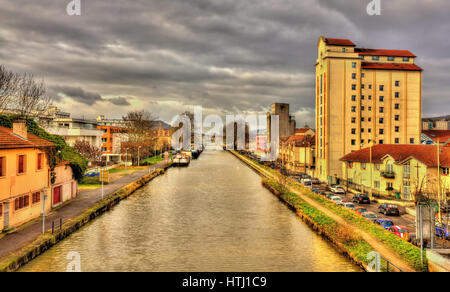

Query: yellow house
[0,121,54,230]
[315,37,422,184]
[341,144,450,201]
[280,133,315,175]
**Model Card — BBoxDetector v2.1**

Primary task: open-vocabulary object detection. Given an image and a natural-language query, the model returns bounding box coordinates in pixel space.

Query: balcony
[381,172,395,179]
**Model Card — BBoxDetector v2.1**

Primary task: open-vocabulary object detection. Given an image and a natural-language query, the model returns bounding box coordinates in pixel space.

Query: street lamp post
[138,146,142,167]
[434,139,450,223]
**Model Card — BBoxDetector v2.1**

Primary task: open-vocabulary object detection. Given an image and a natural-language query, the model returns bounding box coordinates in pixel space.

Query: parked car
[389,226,411,241]
[374,219,395,230]
[311,178,320,185]
[302,179,312,187]
[312,188,321,194]
[343,203,356,210]
[378,204,400,216]
[331,196,343,204]
[355,207,368,214]
[362,212,377,220]
[331,186,346,194]
[326,193,335,199]
[435,223,449,239]
[353,194,371,204]
[441,201,450,213]
[85,171,100,177]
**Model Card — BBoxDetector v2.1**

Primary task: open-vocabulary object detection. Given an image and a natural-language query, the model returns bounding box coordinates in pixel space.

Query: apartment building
[315,37,422,183]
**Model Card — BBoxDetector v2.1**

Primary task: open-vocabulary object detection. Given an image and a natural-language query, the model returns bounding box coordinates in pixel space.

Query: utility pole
[101,168,104,200]
[138,146,141,167]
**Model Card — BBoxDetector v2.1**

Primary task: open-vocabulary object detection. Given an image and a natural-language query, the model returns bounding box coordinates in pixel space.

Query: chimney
[13,120,28,140]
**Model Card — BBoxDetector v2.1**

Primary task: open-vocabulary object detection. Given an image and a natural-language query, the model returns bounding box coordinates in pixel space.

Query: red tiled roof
[0,126,54,149]
[356,48,416,58]
[423,130,450,144]
[341,144,450,167]
[295,128,311,134]
[361,62,423,71]
[282,134,315,147]
[325,38,356,47]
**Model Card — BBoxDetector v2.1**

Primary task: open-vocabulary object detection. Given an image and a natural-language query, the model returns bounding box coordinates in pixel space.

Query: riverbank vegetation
[232,151,426,272]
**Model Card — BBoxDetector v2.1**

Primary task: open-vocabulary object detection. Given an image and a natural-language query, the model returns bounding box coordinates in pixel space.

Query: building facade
[0,122,54,230]
[279,133,315,176]
[341,145,450,201]
[315,37,423,183]
[267,103,296,142]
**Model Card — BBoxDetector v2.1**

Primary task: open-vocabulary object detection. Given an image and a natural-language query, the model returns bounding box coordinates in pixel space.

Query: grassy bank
[231,151,426,272]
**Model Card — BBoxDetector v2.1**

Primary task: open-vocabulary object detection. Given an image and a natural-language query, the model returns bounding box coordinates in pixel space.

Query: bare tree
[0,65,20,112]
[73,140,103,164]
[122,110,157,162]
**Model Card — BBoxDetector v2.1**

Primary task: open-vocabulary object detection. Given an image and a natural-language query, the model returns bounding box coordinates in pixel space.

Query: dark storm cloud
[108,97,131,106]
[0,0,449,123]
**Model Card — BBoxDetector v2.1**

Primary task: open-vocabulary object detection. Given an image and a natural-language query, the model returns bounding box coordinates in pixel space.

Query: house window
[18,155,26,174]
[348,162,353,169]
[368,95,372,100]
[379,129,384,135]
[375,181,380,189]
[379,107,384,113]
[388,56,395,61]
[351,140,356,146]
[342,48,346,52]
[352,62,357,68]
[352,117,356,123]
[443,168,450,175]
[395,126,400,132]
[395,138,400,144]
[15,195,29,211]
[403,57,410,62]
[361,73,365,78]
[410,138,415,144]
[362,162,367,169]
[368,85,372,89]
[379,96,384,102]
[379,118,384,124]
[395,115,400,121]
[395,103,400,110]
[37,153,44,170]
[352,84,357,90]
[395,81,400,87]
[0,157,5,177]
[379,85,384,91]
[352,95,356,102]
[379,140,384,144]
[351,106,356,112]
[395,92,400,98]
[372,56,380,61]
[352,73,356,79]
[32,192,41,204]
[375,164,380,170]
[351,128,356,135]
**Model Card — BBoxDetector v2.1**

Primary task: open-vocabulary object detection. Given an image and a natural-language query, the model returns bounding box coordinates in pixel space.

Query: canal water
[21,151,360,272]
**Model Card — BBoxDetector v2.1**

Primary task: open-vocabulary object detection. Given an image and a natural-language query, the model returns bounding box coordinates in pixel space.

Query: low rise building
[280,129,316,175]
[43,117,103,149]
[422,130,450,146]
[52,161,78,207]
[341,145,450,201]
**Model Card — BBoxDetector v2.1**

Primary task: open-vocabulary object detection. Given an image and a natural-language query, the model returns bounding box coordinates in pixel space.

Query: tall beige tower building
[315,37,422,183]
[267,103,296,143]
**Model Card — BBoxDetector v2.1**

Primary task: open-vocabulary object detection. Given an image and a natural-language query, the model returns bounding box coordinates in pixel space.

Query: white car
[331,196,343,204]
[343,203,356,210]
[332,186,346,195]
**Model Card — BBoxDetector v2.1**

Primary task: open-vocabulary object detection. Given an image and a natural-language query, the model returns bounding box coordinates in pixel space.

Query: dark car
[378,204,400,216]
[353,194,371,204]
[435,223,449,239]
[312,188,321,194]
[311,178,320,185]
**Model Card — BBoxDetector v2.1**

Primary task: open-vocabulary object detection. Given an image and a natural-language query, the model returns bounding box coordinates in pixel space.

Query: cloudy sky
[0,0,449,125]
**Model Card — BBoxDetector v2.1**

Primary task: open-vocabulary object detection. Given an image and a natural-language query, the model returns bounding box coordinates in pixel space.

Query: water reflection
[21,151,360,272]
